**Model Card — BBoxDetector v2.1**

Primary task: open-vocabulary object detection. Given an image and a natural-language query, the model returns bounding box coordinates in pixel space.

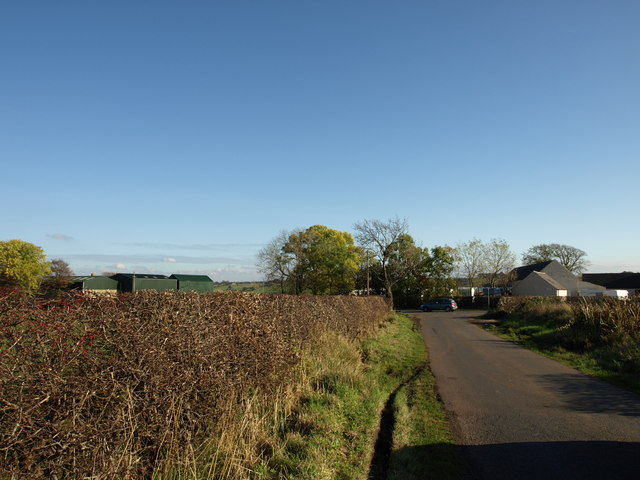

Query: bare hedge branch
[0,289,389,478]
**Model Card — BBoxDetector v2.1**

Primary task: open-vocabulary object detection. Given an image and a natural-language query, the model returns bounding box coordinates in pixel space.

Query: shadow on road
[532,372,640,416]
[472,338,524,349]
[387,441,640,480]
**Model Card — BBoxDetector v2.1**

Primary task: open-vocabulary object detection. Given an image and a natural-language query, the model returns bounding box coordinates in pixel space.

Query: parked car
[420,298,458,312]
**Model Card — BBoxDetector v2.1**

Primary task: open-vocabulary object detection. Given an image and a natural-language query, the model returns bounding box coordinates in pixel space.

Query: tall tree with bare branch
[454,239,488,290]
[256,230,298,293]
[42,258,74,295]
[485,239,516,288]
[353,216,409,306]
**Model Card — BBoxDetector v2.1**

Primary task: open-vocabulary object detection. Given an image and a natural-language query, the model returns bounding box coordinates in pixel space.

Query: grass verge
[367,315,462,480]
[251,313,459,479]
[151,313,459,479]
[387,355,462,480]
[483,312,640,395]
[276,315,460,479]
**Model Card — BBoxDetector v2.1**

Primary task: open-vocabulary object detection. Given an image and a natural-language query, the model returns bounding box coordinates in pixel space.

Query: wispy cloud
[588,261,640,273]
[211,267,260,281]
[212,267,257,274]
[62,253,256,266]
[63,254,161,263]
[57,253,260,280]
[123,242,264,251]
[47,233,73,241]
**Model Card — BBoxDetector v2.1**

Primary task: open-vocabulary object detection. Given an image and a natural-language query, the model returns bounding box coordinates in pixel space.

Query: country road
[416,309,640,480]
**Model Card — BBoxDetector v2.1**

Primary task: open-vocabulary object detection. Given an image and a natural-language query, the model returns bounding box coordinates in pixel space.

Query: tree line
[257,217,591,306]
[1,229,590,303]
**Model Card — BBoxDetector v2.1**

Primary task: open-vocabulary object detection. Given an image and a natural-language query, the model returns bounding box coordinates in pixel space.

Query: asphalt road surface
[417,309,640,480]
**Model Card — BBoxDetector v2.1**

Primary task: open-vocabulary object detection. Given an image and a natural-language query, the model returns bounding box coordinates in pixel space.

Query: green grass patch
[254,313,461,479]
[387,361,462,480]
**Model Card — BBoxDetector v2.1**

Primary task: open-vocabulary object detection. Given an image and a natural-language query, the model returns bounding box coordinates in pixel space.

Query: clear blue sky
[2,1,639,280]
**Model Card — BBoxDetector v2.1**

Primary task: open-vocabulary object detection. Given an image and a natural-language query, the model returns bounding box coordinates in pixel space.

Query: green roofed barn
[71,275,118,293]
[111,274,177,293]
[170,274,214,292]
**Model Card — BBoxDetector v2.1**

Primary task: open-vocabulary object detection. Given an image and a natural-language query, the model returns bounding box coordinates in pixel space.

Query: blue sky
[2,1,639,281]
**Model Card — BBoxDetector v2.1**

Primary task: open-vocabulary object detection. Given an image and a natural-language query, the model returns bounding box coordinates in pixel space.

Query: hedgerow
[0,289,389,478]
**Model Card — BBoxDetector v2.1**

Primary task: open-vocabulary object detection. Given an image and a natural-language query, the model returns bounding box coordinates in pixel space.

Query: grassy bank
[174,313,461,479]
[213,313,461,479]
[484,296,640,394]
[367,315,461,480]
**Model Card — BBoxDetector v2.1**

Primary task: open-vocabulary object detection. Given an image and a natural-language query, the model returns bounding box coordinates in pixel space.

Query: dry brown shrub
[568,297,640,344]
[0,289,389,478]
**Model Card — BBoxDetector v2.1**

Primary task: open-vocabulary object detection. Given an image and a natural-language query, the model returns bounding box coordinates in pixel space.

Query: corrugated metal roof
[111,273,169,279]
[169,274,213,282]
[72,276,117,282]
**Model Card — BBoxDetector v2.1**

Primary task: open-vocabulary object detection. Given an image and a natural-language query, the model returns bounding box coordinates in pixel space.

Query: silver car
[420,298,458,312]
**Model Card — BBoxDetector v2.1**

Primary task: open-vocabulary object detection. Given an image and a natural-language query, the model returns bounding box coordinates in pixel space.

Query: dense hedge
[0,289,389,478]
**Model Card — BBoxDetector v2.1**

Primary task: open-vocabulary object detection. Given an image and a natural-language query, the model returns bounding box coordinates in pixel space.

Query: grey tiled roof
[532,271,567,291]
[511,261,555,281]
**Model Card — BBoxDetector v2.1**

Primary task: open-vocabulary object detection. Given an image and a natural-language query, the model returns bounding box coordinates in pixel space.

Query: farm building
[582,272,640,296]
[510,260,604,296]
[512,271,568,297]
[110,273,178,293]
[511,261,579,295]
[169,274,214,292]
[71,275,119,293]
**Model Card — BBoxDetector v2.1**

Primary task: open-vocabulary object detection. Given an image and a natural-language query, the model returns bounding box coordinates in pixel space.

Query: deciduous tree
[422,246,457,298]
[257,226,361,295]
[354,216,409,306]
[485,239,516,288]
[522,243,590,274]
[285,225,361,295]
[42,258,74,295]
[454,239,488,290]
[386,234,426,307]
[0,239,51,292]
[256,230,298,293]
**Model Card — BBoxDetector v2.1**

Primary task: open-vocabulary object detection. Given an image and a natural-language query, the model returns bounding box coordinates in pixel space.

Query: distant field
[212,281,281,293]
